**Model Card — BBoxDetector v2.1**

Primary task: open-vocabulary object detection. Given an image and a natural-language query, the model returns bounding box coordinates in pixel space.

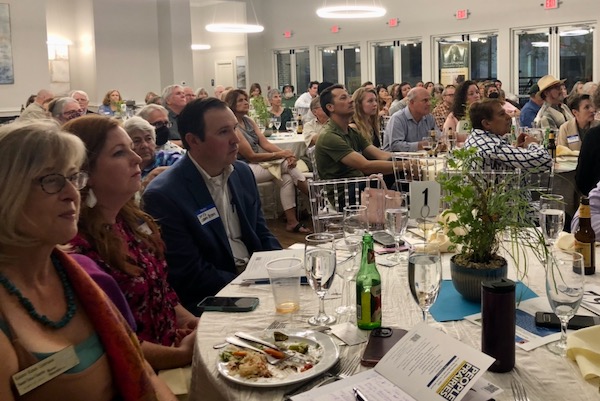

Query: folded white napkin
[556,145,579,157]
[413,232,454,253]
[158,366,191,396]
[555,232,575,251]
[567,325,600,380]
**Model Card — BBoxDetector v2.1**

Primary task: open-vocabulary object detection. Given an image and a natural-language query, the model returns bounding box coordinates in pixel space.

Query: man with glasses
[161,84,187,145]
[48,97,84,125]
[137,103,184,152]
[432,85,455,131]
[70,90,94,114]
[533,75,574,130]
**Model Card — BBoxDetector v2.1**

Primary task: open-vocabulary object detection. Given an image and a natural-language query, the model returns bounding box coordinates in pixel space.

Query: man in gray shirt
[383,87,440,152]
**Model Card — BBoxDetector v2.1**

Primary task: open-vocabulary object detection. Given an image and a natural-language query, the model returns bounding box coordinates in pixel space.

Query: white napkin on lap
[555,232,575,251]
[556,145,579,157]
[158,366,191,397]
[567,326,600,380]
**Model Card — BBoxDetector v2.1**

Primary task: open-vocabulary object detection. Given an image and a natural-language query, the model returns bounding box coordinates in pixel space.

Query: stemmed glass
[274,116,282,132]
[333,238,360,315]
[385,193,409,262]
[305,233,337,325]
[546,250,585,356]
[285,121,293,132]
[540,194,565,248]
[408,246,442,323]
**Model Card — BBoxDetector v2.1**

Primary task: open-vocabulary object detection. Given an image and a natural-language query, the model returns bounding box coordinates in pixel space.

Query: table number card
[409,181,441,220]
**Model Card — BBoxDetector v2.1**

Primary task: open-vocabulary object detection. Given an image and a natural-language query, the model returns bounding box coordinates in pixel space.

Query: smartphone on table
[361,327,408,367]
[197,296,259,313]
[534,311,600,330]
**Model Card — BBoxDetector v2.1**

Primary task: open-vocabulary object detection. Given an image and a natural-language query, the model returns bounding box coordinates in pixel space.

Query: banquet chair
[308,175,384,235]
[391,152,447,188]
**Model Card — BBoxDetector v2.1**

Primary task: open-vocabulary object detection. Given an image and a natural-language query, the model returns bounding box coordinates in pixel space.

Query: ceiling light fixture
[205,23,264,33]
[559,28,590,37]
[316,5,386,19]
[532,41,549,47]
[191,44,211,50]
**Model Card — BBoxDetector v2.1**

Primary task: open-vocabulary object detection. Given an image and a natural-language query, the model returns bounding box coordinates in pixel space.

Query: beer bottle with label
[547,132,556,160]
[574,196,596,275]
[296,113,303,135]
[356,233,382,329]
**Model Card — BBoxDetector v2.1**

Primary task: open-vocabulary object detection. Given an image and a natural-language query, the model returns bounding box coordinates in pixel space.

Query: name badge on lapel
[566,135,580,144]
[196,204,220,225]
[12,345,79,395]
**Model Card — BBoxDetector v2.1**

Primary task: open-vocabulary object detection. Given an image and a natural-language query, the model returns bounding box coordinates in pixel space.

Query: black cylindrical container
[481,278,515,373]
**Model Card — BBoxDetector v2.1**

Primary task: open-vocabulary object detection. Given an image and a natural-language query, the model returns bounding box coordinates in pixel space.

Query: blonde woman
[350,87,381,148]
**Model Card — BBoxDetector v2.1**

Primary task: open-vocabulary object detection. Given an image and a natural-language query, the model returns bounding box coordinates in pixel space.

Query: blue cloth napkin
[430,280,538,322]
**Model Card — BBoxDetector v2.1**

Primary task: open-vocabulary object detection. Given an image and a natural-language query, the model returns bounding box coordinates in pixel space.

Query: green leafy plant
[436,147,547,274]
[251,96,270,126]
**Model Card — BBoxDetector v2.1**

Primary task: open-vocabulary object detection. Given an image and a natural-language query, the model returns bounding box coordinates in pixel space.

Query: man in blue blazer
[143,97,281,314]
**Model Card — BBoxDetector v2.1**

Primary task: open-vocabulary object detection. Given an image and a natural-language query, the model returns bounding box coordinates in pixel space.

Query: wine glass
[274,116,282,132]
[334,238,360,315]
[540,194,565,247]
[343,205,369,238]
[385,192,408,263]
[421,136,432,154]
[285,121,293,132]
[546,250,585,356]
[305,233,337,325]
[269,117,276,132]
[408,246,442,323]
[291,120,298,134]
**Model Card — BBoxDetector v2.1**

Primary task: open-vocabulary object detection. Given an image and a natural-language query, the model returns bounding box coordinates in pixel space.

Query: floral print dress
[71,217,179,346]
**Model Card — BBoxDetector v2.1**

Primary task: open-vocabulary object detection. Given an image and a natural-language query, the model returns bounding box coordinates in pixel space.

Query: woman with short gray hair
[267,88,293,131]
[48,97,83,124]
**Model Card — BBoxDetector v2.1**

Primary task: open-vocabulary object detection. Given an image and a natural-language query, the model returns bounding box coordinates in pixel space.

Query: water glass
[385,192,408,263]
[540,194,565,247]
[266,257,303,315]
[274,116,282,132]
[285,121,293,132]
[343,205,369,238]
[334,237,361,315]
[408,246,442,323]
[546,250,584,356]
[305,233,337,325]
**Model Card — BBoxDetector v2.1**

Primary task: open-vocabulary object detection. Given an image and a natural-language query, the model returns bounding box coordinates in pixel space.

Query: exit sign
[545,0,558,9]
[388,18,398,27]
[456,9,468,20]
[330,25,340,33]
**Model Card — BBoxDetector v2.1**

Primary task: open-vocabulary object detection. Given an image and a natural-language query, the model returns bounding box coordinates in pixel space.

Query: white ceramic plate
[216,329,339,387]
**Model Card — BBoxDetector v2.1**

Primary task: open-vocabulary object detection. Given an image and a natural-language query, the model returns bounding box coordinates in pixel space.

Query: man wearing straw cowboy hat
[533,74,574,130]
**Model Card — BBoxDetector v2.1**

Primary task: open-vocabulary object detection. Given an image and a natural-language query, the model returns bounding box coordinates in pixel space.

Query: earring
[85,188,97,208]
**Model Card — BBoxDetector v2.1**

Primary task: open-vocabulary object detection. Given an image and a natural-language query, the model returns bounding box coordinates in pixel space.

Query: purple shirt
[571,180,600,241]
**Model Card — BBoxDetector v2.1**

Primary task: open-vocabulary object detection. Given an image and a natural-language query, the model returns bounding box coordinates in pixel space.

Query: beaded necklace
[0,254,77,329]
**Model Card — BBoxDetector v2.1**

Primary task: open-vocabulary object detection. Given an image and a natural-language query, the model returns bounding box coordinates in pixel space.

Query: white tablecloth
[268,134,307,159]
[189,240,600,401]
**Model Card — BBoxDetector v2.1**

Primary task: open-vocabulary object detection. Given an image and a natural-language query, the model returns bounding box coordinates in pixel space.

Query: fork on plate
[511,379,530,401]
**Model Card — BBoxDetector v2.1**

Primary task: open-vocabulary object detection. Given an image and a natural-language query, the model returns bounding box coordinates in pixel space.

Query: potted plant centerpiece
[436,147,547,301]
[250,96,273,137]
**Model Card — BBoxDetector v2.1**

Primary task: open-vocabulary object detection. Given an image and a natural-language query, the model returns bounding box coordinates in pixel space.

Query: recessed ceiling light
[316,5,386,19]
[191,44,211,50]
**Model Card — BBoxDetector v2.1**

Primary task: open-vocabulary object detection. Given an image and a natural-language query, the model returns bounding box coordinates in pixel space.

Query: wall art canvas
[0,4,13,84]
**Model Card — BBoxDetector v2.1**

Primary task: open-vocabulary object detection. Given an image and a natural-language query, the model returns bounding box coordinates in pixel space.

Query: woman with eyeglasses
[0,121,174,401]
[48,97,84,125]
[63,115,198,372]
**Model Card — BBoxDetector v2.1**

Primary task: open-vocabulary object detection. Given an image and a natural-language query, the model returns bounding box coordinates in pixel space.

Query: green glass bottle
[356,233,382,330]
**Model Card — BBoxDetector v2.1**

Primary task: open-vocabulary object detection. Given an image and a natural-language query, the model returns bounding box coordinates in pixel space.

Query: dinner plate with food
[217,329,339,387]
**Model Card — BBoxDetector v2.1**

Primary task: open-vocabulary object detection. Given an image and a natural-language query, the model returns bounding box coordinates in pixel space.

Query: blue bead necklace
[0,254,77,329]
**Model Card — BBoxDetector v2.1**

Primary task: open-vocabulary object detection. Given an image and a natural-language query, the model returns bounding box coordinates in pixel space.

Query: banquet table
[267,133,307,159]
[188,237,600,401]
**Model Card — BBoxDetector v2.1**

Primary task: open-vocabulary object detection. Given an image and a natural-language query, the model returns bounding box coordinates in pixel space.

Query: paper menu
[231,249,305,284]
[292,323,496,401]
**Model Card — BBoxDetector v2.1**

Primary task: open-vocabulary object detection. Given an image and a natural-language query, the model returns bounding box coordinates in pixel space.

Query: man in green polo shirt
[315,84,401,180]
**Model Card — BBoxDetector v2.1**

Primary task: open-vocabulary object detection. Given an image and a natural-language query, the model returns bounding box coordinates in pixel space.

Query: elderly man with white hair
[137,103,184,152]
[161,84,187,144]
[69,90,94,114]
[123,116,183,189]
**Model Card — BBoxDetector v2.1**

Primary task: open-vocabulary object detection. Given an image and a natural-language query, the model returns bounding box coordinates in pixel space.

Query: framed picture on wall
[236,56,246,89]
[0,4,14,84]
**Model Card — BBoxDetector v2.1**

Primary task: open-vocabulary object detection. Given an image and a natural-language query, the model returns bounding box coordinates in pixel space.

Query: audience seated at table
[431,84,455,131]
[314,84,408,181]
[304,96,328,148]
[383,87,440,152]
[0,120,174,401]
[267,88,293,131]
[70,90,94,115]
[520,84,543,128]
[18,89,53,121]
[557,94,598,151]
[196,87,209,99]
[48,97,84,125]
[572,179,600,240]
[136,104,184,152]
[123,116,183,190]
[350,87,381,148]
[281,84,297,109]
[98,89,122,116]
[533,75,574,130]
[376,84,391,117]
[226,89,310,233]
[444,80,481,144]
[161,85,187,144]
[575,125,600,195]
[464,99,552,172]
[294,81,319,116]
[63,115,198,371]
[388,81,411,116]
[143,98,281,313]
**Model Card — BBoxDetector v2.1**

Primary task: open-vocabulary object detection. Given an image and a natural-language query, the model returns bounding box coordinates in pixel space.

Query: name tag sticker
[196,205,220,225]
[12,345,79,395]
[567,135,580,144]
[138,222,153,235]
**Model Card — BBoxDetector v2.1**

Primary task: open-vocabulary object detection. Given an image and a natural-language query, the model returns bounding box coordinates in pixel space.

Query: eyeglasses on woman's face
[150,120,173,129]
[36,171,89,194]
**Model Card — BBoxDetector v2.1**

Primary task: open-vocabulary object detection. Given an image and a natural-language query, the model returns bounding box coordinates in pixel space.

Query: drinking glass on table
[546,250,584,356]
[333,237,361,315]
[273,116,282,132]
[265,257,302,315]
[385,192,409,263]
[343,205,369,238]
[421,136,433,153]
[285,121,293,132]
[305,233,337,325]
[408,246,442,323]
[540,194,565,247]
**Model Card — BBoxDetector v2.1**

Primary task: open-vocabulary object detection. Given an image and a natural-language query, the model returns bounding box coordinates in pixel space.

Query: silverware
[511,379,530,401]
[224,336,286,365]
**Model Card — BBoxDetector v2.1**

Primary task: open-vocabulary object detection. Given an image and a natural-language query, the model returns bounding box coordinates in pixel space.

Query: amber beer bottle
[296,114,303,135]
[356,234,382,329]
[574,196,596,275]
[547,132,557,160]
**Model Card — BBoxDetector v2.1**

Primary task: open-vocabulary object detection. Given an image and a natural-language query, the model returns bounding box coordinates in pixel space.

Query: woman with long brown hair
[351,87,381,148]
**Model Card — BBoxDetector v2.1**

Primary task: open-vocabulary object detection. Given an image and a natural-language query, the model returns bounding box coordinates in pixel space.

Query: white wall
[0,0,50,113]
